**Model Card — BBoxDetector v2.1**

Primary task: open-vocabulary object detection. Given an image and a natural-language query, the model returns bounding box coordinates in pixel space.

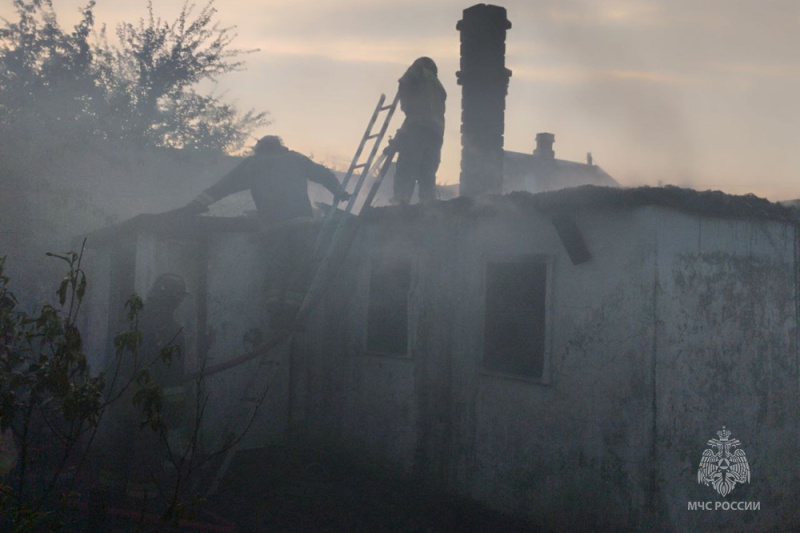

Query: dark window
[366,257,411,354]
[484,260,547,378]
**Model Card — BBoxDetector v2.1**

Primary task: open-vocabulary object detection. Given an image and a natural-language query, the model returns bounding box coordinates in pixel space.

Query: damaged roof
[513,185,798,222]
[82,185,800,249]
[366,185,800,224]
[79,212,260,247]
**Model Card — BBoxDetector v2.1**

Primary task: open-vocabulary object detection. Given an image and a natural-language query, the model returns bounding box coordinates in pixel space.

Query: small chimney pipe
[534,132,555,160]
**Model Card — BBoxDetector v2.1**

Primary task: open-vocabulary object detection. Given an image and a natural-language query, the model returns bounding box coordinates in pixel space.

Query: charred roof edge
[364,185,800,224]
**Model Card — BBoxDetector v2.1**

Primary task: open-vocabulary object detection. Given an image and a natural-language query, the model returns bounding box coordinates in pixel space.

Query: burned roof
[78,213,261,248]
[515,185,798,223]
[80,185,799,248]
[366,185,800,224]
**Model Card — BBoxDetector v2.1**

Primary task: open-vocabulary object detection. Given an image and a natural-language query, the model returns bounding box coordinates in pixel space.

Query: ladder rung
[379,105,393,111]
[353,163,367,169]
[366,134,380,140]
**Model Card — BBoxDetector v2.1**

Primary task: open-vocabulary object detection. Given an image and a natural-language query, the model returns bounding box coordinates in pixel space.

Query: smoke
[0,134,239,309]
[504,0,695,187]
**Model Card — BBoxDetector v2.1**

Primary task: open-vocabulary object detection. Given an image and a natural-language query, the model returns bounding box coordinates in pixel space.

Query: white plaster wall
[80,248,113,373]
[651,208,799,532]
[296,203,799,531]
[463,207,656,531]
[201,232,288,451]
[296,204,656,529]
[296,219,422,470]
[83,228,289,458]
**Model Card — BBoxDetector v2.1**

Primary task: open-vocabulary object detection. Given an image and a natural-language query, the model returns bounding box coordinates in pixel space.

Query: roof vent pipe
[534,132,555,160]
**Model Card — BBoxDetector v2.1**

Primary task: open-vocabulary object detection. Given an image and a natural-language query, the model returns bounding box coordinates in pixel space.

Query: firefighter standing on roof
[172,136,350,329]
[385,57,447,205]
[177,135,350,226]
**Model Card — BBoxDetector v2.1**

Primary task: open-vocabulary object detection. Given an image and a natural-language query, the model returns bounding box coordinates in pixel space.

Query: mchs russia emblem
[697,427,751,497]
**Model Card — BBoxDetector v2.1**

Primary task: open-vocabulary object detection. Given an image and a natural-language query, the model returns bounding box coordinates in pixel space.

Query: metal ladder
[203,346,282,496]
[313,92,399,257]
[298,92,399,324]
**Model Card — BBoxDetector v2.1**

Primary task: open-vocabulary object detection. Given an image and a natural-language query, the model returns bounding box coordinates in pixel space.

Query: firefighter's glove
[383,136,398,157]
[335,190,351,203]
[181,192,214,215]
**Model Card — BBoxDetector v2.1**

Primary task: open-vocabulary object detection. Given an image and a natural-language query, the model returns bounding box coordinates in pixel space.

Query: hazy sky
[4,0,799,199]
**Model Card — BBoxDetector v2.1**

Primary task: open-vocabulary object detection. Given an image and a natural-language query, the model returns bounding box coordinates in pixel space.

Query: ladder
[313,93,399,257]
[295,94,399,330]
[202,94,399,496]
[203,346,282,497]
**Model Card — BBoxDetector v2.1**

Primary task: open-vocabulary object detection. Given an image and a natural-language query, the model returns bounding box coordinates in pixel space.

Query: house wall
[466,207,658,531]
[82,226,287,454]
[292,203,799,531]
[79,248,113,373]
[80,236,138,375]
[200,231,289,450]
[290,217,426,470]
[80,202,800,531]
[651,209,799,532]
[293,204,658,530]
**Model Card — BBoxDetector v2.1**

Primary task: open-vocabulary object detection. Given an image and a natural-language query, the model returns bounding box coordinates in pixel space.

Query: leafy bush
[0,249,194,530]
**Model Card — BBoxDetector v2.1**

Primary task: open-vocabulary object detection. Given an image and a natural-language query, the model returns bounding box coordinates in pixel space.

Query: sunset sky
[3,0,799,200]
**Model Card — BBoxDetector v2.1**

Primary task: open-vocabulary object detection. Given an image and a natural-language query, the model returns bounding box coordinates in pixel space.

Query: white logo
[697,427,750,497]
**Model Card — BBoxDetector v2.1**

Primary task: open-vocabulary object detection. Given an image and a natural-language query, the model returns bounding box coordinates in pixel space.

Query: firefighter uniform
[183,137,349,328]
[391,57,446,204]
[190,144,348,228]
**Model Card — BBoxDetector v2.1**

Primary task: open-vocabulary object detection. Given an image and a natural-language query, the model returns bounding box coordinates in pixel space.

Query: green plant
[0,247,103,530]
[0,246,270,530]
[0,247,182,530]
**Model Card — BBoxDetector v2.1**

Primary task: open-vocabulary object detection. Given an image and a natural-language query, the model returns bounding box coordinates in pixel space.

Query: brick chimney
[457,4,512,197]
[534,132,555,160]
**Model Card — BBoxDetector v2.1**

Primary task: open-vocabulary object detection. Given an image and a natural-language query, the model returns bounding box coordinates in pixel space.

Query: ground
[206,443,539,533]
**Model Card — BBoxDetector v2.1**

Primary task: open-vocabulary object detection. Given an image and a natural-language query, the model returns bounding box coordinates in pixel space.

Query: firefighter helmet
[412,56,437,75]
